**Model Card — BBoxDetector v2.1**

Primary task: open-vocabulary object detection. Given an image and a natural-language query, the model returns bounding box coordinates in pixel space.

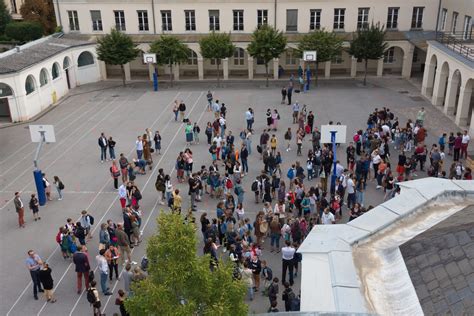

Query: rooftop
[0,35,93,75]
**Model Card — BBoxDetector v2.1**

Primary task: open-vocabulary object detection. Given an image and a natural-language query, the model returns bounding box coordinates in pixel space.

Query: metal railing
[435,31,474,62]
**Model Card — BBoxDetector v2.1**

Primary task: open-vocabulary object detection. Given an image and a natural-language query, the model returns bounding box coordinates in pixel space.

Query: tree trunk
[265,63,269,87]
[314,62,318,87]
[120,64,126,87]
[364,59,368,86]
[169,63,173,87]
[216,61,220,88]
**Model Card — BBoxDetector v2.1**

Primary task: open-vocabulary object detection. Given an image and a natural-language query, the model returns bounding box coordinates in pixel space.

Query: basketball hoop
[303,51,317,62]
[143,53,157,64]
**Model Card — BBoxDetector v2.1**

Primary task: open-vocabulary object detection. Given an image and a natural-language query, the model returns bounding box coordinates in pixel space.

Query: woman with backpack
[110,161,120,190]
[205,122,213,145]
[53,176,64,201]
[29,193,40,221]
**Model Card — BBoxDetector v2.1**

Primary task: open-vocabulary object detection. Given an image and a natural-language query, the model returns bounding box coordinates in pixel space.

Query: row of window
[67,7,427,33]
[439,9,472,39]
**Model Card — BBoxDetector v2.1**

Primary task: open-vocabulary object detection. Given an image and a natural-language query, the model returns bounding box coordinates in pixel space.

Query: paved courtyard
[0,77,466,315]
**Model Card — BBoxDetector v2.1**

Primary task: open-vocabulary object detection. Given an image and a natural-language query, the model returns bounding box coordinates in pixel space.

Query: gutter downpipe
[55,0,63,28]
[435,0,442,38]
[151,0,156,34]
[273,0,277,28]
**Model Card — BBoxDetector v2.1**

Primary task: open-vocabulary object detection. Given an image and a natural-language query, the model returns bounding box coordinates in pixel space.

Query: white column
[99,61,107,80]
[324,61,331,78]
[455,85,472,126]
[376,58,384,77]
[402,46,414,79]
[421,63,436,97]
[350,57,357,78]
[198,58,204,80]
[469,113,474,138]
[443,74,459,115]
[248,57,254,80]
[148,63,155,81]
[431,69,448,106]
[222,58,229,80]
[124,63,131,81]
[173,63,180,81]
[273,58,279,80]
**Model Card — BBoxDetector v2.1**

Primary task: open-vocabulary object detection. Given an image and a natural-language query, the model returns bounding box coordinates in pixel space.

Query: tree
[149,36,189,87]
[0,1,11,35]
[5,21,43,42]
[298,29,343,85]
[20,0,56,34]
[125,212,248,315]
[348,23,388,86]
[96,29,140,86]
[247,25,287,87]
[199,32,235,87]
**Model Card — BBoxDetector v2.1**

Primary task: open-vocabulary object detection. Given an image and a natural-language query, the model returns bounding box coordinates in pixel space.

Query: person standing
[98,133,108,163]
[153,131,162,155]
[119,182,127,209]
[281,240,295,286]
[104,244,120,281]
[461,130,470,160]
[119,154,129,183]
[245,108,254,132]
[206,90,213,111]
[73,245,90,294]
[80,210,93,239]
[116,224,133,265]
[453,132,462,162]
[179,100,186,121]
[416,107,426,126]
[110,160,120,190]
[26,250,44,300]
[96,249,113,295]
[29,193,41,221]
[108,136,116,160]
[241,143,249,175]
[193,123,200,144]
[287,86,293,105]
[14,191,25,228]
[53,176,64,200]
[42,173,52,201]
[135,136,143,160]
[88,281,102,316]
[115,289,129,316]
[155,169,166,205]
[38,263,56,303]
[281,86,287,104]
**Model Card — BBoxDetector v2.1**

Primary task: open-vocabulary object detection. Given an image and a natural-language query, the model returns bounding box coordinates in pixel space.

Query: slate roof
[0,36,93,75]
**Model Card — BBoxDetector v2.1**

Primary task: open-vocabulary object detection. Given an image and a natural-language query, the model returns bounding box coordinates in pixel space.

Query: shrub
[5,21,43,43]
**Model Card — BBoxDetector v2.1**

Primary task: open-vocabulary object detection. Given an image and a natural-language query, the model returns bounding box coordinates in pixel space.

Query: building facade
[4,0,24,20]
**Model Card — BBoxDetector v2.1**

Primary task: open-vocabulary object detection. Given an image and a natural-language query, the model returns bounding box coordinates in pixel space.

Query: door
[0,98,11,122]
[65,69,71,89]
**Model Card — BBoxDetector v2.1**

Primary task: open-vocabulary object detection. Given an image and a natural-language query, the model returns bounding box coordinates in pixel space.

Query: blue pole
[330,131,337,195]
[153,72,158,91]
[33,170,46,206]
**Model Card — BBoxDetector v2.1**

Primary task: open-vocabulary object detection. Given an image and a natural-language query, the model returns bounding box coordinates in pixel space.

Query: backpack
[141,256,149,271]
[168,196,174,208]
[353,134,360,142]
[257,145,262,154]
[225,178,233,189]
[55,231,62,244]
[251,181,259,192]
[290,295,300,311]
[58,181,65,190]
[89,270,95,282]
[86,288,97,304]
[287,168,294,180]
[87,215,95,226]
[264,266,273,280]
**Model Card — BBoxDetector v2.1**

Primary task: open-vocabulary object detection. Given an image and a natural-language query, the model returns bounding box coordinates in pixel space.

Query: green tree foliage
[0,1,11,35]
[199,32,235,87]
[96,29,140,86]
[247,25,287,87]
[298,29,343,83]
[125,212,248,316]
[20,0,56,34]
[149,36,189,87]
[348,23,388,85]
[5,21,42,42]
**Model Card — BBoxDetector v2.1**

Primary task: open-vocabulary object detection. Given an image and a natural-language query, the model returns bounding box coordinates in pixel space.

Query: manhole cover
[409,96,424,102]
[398,90,409,94]
[111,95,119,97]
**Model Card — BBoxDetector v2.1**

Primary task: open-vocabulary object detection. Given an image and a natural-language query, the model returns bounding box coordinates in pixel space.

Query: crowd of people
[17,84,471,315]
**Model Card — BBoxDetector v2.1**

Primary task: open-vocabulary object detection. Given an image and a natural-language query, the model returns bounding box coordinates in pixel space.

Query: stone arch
[180,48,199,78]
[422,54,438,97]
[77,51,95,67]
[432,61,450,106]
[383,45,405,75]
[52,62,61,79]
[0,82,14,120]
[25,75,37,95]
[63,56,72,69]
[455,77,473,127]
[39,68,50,87]
[444,69,462,116]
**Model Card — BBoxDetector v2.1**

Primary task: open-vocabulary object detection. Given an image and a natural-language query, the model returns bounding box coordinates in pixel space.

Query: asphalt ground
[0,78,464,315]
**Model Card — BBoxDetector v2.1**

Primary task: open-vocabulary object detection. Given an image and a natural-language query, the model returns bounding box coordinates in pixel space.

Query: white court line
[0,97,119,192]
[0,190,117,194]
[6,91,181,316]
[0,94,93,165]
[0,97,110,175]
[67,91,205,316]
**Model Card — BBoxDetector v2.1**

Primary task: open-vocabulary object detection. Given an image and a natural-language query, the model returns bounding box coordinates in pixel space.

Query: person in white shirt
[461,130,470,160]
[321,207,336,225]
[346,175,356,209]
[371,149,382,179]
[281,240,296,286]
[245,108,254,131]
[118,183,127,209]
[135,136,144,160]
[96,249,112,295]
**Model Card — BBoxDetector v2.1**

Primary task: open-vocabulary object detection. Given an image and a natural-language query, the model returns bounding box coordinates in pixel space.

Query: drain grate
[398,90,409,94]
[111,95,120,97]
[409,96,424,102]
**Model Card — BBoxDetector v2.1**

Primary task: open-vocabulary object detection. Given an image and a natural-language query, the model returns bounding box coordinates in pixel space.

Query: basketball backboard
[143,53,157,64]
[303,51,317,61]
[29,125,56,143]
[321,124,346,144]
